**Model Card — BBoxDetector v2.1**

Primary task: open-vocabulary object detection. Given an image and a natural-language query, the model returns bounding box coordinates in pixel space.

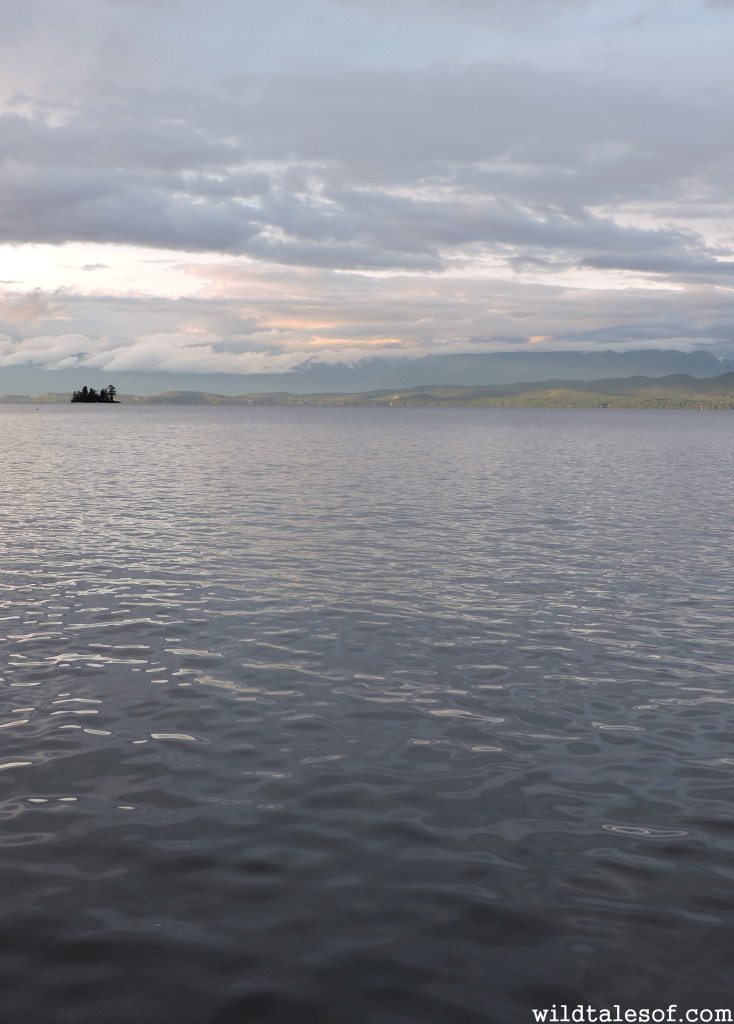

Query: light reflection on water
[1,405,733,1023]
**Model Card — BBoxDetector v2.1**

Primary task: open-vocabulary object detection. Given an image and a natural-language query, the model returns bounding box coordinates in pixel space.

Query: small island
[70,385,119,404]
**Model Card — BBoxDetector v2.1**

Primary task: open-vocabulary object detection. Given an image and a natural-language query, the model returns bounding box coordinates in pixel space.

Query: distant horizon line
[2,369,734,409]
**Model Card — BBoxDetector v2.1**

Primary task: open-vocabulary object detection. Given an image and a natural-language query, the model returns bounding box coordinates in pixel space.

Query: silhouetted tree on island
[70,385,119,404]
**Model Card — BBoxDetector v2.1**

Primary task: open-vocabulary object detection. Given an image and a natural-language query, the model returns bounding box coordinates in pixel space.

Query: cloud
[0,60,731,280]
[1,0,734,378]
[0,327,400,375]
[0,331,108,367]
[0,287,66,323]
[582,253,734,278]
[4,267,734,378]
[322,0,592,28]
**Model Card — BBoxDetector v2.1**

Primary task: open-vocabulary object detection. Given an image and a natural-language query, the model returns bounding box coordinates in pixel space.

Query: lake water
[1,405,733,1023]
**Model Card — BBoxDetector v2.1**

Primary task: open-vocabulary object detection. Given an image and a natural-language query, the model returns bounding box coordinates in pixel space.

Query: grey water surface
[1,405,733,1023]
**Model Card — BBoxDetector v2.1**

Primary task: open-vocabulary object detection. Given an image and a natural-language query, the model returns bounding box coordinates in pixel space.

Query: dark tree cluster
[70,385,118,404]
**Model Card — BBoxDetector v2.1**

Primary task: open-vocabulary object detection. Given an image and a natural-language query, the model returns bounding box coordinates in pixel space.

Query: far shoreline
[1,370,734,410]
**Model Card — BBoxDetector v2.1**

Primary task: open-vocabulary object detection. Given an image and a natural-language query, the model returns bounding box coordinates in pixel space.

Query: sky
[1,0,733,382]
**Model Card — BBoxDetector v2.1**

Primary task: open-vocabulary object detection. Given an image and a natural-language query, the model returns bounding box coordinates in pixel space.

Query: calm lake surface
[1,405,733,1023]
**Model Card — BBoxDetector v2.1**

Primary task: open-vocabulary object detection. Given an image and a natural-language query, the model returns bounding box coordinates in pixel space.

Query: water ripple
[1,406,733,1021]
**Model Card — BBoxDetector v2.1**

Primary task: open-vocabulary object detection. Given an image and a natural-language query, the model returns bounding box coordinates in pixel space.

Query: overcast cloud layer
[1,0,733,380]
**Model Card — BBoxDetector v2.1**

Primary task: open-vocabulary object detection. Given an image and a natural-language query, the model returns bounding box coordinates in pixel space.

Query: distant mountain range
[6,372,734,408]
[1,348,733,397]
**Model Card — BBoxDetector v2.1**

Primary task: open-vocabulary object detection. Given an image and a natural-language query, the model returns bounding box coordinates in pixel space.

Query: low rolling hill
[4,373,734,408]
